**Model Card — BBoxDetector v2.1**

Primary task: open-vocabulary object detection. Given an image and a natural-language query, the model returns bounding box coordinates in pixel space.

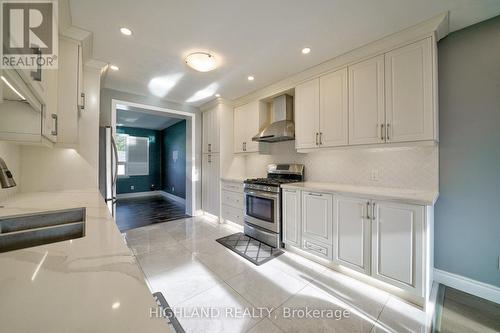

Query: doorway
[110,99,197,231]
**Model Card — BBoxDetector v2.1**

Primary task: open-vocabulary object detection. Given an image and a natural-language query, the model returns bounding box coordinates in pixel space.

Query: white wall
[0,142,21,201]
[242,142,438,191]
[19,65,102,193]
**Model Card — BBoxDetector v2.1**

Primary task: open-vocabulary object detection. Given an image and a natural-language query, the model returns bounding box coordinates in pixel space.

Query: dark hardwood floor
[116,195,189,232]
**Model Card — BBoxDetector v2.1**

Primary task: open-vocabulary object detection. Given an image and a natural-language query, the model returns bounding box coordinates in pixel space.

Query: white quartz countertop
[0,190,169,333]
[220,176,246,183]
[281,182,439,205]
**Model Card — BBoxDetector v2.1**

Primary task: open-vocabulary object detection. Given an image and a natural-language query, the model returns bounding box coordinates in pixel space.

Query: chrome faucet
[0,157,16,188]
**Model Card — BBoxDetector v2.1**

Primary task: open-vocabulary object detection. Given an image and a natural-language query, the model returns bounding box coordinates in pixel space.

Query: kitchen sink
[0,207,86,253]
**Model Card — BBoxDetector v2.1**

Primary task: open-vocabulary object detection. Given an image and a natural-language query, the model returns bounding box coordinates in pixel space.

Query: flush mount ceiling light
[185,52,217,72]
[215,93,221,97]
[109,65,119,71]
[120,27,133,36]
[301,47,311,54]
[247,75,255,81]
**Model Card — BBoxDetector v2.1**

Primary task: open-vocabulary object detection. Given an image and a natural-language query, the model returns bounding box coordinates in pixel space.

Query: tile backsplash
[243,141,438,191]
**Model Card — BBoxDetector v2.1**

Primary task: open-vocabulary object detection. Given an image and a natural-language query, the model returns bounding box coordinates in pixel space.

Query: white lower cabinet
[333,195,371,274]
[283,188,428,298]
[220,180,244,225]
[282,189,300,247]
[371,201,424,295]
[301,191,333,259]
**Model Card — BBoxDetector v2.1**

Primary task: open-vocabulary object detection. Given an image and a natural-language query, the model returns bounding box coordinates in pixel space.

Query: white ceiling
[70,0,500,106]
[116,106,184,130]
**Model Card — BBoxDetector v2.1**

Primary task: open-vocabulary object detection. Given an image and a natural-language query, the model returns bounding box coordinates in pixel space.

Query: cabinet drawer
[221,204,244,225]
[221,181,244,193]
[302,238,332,260]
[222,190,244,209]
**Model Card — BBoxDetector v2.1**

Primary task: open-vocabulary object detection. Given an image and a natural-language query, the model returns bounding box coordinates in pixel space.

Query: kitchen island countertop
[0,190,169,333]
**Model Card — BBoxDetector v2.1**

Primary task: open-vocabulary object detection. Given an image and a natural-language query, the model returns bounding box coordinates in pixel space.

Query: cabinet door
[211,107,220,153]
[209,154,220,217]
[243,101,260,153]
[302,191,333,244]
[57,38,80,145]
[348,55,385,145]
[372,201,424,295]
[202,109,212,154]
[295,78,320,149]
[385,38,434,143]
[233,105,245,153]
[333,196,371,274]
[41,68,58,142]
[282,189,301,247]
[319,68,348,147]
[202,154,211,213]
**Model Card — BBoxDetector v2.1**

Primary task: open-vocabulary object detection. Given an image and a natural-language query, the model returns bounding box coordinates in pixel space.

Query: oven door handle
[244,191,278,200]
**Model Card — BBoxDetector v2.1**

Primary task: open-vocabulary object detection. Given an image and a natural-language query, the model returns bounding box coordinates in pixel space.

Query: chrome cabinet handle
[308,192,322,197]
[381,124,385,141]
[208,154,211,163]
[386,124,390,141]
[315,133,319,146]
[79,92,85,110]
[319,132,323,145]
[208,143,211,152]
[366,201,371,219]
[51,113,58,136]
[372,202,376,220]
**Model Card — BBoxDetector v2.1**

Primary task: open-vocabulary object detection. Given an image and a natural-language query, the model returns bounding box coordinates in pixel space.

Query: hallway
[116,195,189,232]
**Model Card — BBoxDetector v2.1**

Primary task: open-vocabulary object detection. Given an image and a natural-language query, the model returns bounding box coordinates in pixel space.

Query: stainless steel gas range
[243,164,304,248]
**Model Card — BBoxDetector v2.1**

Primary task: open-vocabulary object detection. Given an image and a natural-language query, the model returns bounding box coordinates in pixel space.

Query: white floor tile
[372,297,428,333]
[135,246,195,277]
[226,264,308,309]
[247,318,283,333]
[267,251,327,284]
[179,237,227,255]
[311,267,390,319]
[174,283,261,333]
[270,284,376,333]
[195,248,253,280]
[147,260,222,306]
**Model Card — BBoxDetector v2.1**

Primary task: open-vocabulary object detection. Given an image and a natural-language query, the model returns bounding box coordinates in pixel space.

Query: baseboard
[434,268,500,304]
[117,191,161,199]
[159,191,186,205]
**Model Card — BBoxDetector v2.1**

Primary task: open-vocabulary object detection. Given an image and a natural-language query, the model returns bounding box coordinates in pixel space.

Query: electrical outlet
[130,185,135,190]
[370,169,380,182]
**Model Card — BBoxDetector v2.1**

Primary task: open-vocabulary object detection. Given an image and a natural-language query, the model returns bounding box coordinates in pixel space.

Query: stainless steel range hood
[252,94,294,142]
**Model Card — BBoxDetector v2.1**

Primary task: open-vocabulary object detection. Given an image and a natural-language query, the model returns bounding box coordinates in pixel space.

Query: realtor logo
[1,0,58,69]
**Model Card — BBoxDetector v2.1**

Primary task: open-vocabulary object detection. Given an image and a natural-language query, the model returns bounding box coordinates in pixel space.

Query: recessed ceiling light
[185,52,217,72]
[120,27,133,36]
[110,65,119,71]
[301,47,311,54]
[247,76,255,81]
[215,93,221,97]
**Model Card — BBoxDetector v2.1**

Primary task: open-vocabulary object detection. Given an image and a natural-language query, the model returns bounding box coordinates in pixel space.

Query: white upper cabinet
[233,100,261,153]
[203,106,220,154]
[295,78,320,149]
[385,38,434,143]
[57,37,84,146]
[372,201,424,295]
[282,189,301,247]
[348,55,385,145]
[333,196,371,274]
[295,68,348,150]
[320,68,348,148]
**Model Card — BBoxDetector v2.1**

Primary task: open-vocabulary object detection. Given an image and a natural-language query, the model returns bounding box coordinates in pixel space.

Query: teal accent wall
[435,16,500,287]
[162,120,186,199]
[116,126,162,194]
